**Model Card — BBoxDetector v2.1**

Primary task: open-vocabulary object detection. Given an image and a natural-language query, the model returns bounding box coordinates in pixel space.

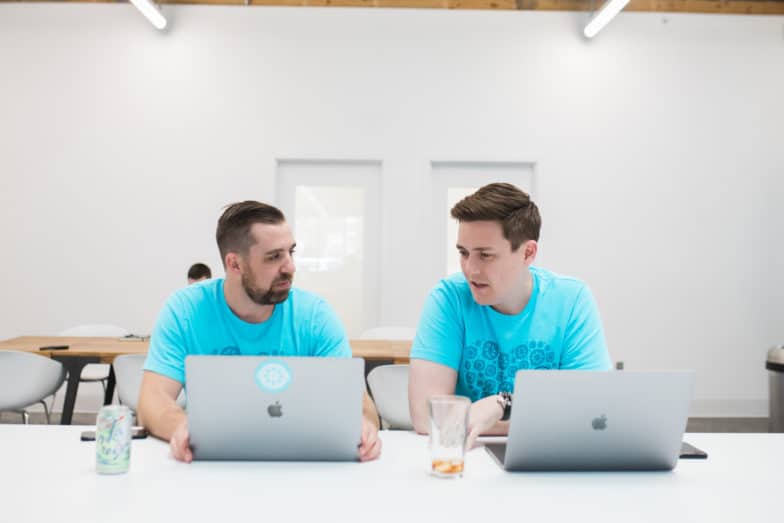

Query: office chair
[0,350,66,424]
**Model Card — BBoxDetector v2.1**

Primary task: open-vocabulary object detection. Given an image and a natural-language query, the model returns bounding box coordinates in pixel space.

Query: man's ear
[225,253,242,274]
[522,240,538,265]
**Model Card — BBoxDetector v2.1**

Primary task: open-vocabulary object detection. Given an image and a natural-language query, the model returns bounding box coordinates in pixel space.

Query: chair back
[359,326,416,341]
[57,324,130,337]
[113,354,186,411]
[366,364,413,430]
[112,354,147,411]
[0,350,66,411]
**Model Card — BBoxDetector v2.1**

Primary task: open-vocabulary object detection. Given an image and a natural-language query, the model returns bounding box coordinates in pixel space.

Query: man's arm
[408,358,457,435]
[137,371,191,462]
[358,390,381,462]
[362,390,379,429]
[409,358,509,445]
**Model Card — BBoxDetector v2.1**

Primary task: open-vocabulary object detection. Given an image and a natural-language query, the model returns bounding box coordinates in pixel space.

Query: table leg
[52,355,100,425]
[104,365,116,406]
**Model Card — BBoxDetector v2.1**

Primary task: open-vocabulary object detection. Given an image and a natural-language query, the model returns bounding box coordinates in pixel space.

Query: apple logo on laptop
[592,414,607,430]
[267,401,283,418]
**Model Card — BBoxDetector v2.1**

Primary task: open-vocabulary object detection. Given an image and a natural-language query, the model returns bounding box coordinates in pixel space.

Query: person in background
[408,183,611,447]
[187,263,212,284]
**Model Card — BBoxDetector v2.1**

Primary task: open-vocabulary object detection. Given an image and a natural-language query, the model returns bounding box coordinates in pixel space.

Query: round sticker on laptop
[254,360,292,393]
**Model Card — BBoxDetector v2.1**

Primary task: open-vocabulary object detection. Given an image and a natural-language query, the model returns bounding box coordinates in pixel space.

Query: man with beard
[138,201,381,462]
[408,183,611,448]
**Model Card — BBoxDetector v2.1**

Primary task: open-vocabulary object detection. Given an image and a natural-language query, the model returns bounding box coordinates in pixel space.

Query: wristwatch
[497,391,513,422]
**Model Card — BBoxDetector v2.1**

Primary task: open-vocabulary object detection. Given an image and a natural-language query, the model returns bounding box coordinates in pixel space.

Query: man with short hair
[187,263,212,284]
[409,183,611,446]
[139,201,381,462]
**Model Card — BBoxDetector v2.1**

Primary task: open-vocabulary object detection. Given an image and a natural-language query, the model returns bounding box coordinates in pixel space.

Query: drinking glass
[428,395,470,478]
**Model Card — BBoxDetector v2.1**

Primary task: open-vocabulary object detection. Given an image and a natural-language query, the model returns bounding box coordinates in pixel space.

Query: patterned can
[95,405,132,474]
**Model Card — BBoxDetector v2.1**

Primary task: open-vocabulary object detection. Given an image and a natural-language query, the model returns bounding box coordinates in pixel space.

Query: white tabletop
[1,426,781,523]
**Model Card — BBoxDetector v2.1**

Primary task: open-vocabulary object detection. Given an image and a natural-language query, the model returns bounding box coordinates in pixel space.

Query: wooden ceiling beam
[518,0,784,15]
[4,0,784,15]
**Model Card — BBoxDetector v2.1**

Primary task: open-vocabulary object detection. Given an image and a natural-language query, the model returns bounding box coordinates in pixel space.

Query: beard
[241,270,293,306]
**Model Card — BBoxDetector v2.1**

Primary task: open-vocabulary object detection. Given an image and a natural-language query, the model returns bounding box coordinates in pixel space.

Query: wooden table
[0,336,411,425]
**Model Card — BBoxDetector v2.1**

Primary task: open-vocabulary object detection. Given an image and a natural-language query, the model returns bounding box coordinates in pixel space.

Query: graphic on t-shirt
[214,346,282,356]
[460,339,555,399]
[254,360,292,393]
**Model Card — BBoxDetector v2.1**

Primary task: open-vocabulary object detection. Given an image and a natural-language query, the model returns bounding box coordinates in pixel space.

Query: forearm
[362,392,380,429]
[137,394,187,442]
[479,420,510,436]
[466,394,512,441]
[411,409,430,435]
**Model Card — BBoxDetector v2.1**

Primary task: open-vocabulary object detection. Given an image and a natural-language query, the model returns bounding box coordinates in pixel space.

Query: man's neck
[492,270,533,316]
[223,280,275,324]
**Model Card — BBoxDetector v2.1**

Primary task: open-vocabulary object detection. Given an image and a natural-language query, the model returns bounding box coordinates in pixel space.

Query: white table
[1,426,781,523]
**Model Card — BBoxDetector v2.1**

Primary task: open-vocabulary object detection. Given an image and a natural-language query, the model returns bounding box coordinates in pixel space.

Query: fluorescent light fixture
[129,0,167,30]
[583,0,630,39]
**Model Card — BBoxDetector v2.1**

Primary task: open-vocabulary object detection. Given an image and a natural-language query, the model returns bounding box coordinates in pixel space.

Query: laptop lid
[185,355,364,461]
[487,370,694,471]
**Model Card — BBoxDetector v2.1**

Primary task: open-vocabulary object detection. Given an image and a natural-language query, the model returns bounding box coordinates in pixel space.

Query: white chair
[113,354,186,415]
[0,350,66,424]
[112,354,146,412]
[359,327,415,429]
[366,364,413,430]
[358,326,417,341]
[58,324,130,393]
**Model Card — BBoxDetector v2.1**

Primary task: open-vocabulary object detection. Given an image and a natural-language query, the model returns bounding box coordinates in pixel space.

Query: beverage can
[95,405,132,474]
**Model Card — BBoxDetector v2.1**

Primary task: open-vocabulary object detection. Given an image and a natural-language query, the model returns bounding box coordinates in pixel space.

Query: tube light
[583,0,630,39]
[129,0,167,30]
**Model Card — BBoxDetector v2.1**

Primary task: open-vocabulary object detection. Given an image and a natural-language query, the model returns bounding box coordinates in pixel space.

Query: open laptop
[185,355,364,461]
[484,370,695,471]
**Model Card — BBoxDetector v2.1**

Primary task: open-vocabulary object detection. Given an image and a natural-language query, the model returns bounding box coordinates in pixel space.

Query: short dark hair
[216,201,286,265]
[450,183,541,251]
[187,263,212,280]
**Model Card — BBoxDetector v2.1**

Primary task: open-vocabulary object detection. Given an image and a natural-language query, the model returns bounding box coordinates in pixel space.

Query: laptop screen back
[499,370,694,471]
[186,355,364,461]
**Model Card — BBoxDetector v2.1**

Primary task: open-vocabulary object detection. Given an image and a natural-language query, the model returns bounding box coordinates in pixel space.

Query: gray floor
[0,411,99,425]
[0,410,773,432]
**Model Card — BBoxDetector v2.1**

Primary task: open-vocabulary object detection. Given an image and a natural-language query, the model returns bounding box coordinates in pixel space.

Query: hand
[358,416,382,462]
[170,420,193,463]
[465,395,504,450]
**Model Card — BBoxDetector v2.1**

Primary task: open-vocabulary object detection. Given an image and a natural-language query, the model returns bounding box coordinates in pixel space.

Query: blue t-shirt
[411,267,611,402]
[144,279,351,384]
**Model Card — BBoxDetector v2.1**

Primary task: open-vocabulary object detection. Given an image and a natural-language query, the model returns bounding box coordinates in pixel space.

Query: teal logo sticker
[254,360,292,393]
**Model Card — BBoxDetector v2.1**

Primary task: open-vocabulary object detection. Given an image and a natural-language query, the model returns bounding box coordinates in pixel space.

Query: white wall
[1,4,782,416]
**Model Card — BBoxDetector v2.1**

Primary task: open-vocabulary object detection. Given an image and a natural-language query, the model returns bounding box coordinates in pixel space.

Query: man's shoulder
[166,278,223,312]
[436,272,472,296]
[286,287,329,311]
[532,267,591,305]
[420,273,474,319]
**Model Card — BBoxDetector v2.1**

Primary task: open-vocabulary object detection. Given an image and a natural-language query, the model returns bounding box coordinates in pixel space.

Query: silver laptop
[485,370,694,471]
[186,356,364,461]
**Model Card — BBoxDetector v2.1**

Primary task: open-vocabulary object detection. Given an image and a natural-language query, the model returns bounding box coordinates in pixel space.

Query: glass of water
[428,395,470,478]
